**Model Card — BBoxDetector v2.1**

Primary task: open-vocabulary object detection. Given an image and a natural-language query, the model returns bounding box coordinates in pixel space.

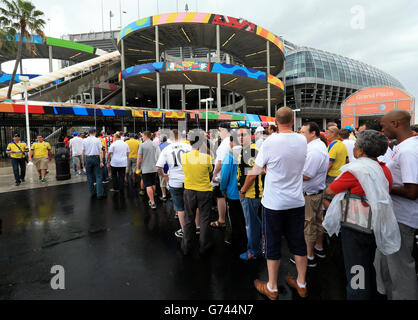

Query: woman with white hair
[323,130,401,300]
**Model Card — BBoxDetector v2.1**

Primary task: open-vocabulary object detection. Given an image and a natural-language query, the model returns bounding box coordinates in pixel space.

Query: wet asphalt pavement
[0,182,347,300]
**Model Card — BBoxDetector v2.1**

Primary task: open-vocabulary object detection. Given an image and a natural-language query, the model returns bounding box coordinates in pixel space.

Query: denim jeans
[102,158,109,181]
[85,156,104,197]
[240,197,262,256]
[12,158,26,183]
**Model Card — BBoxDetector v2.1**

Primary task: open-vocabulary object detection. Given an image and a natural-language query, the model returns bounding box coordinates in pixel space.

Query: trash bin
[55,142,71,181]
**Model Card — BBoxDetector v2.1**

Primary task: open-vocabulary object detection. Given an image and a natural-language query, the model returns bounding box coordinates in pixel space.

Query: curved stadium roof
[285,47,404,90]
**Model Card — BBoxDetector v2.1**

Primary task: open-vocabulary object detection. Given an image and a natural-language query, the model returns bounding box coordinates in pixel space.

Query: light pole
[201,98,214,132]
[293,108,301,131]
[20,76,31,159]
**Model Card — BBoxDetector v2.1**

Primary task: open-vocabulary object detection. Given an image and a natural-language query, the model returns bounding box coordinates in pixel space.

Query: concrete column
[121,39,127,107]
[322,118,327,131]
[166,88,170,109]
[156,26,161,109]
[48,46,53,73]
[232,91,236,112]
[182,85,186,110]
[267,41,271,117]
[19,60,23,74]
[100,88,104,101]
[92,88,96,104]
[216,25,221,112]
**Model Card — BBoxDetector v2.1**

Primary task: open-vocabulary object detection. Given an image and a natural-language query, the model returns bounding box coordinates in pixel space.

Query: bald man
[374,110,418,300]
[323,126,349,209]
[242,106,308,299]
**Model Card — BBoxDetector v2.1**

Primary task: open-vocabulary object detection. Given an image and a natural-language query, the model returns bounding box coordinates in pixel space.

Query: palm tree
[0,0,45,99]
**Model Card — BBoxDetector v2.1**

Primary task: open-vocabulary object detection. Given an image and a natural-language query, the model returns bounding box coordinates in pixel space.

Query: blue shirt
[220,152,240,200]
[160,142,170,173]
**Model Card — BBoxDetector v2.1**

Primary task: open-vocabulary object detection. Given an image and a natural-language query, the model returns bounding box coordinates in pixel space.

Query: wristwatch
[239,190,246,195]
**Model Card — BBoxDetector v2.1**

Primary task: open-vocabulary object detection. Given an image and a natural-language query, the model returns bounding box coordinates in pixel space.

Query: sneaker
[254,279,279,300]
[160,195,167,202]
[224,238,232,245]
[175,229,184,238]
[285,275,308,298]
[174,214,179,220]
[139,190,145,196]
[290,256,317,268]
[314,247,326,259]
[15,182,21,186]
[196,227,200,235]
[150,203,157,210]
[102,180,110,184]
[240,251,261,261]
[41,179,47,183]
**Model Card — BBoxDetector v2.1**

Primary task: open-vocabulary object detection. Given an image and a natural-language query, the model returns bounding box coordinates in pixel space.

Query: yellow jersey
[7,141,29,159]
[181,150,213,192]
[126,139,141,159]
[328,140,348,177]
[31,141,52,159]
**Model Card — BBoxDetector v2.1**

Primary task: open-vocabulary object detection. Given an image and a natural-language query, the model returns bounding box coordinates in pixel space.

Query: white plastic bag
[323,157,401,255]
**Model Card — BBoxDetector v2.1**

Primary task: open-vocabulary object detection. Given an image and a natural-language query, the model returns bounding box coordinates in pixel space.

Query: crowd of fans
[6,107,418,300]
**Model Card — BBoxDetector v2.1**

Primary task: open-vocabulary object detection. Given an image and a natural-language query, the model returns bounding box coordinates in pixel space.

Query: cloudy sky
[2,0,418,99]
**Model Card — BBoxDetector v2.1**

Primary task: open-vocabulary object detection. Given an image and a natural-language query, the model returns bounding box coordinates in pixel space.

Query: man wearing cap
[29,135,52,183]
[82,128,105,200]
[6,134,29,186]
[69,132,84,176]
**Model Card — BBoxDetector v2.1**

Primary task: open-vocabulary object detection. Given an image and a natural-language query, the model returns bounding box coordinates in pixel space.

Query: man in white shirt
[69,132,84,176]
[210,123,231,230]
[107,134,130,194]
[340,128,356,163]
[299,122,329,267]
[255,126,265,150]
[82,128,105,200]
[156,129,192,238]
[243,107,308,300]
[375,110,418,300]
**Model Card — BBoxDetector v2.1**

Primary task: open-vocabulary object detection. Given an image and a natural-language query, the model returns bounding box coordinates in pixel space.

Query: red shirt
[330,161,393,196]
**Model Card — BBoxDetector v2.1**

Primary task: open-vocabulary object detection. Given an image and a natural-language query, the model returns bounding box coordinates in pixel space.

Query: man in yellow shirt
[324,126,349,209]
[29,135,52,183]
[181,130,213,256]
[6,134,29,186]
[125,133,141,186]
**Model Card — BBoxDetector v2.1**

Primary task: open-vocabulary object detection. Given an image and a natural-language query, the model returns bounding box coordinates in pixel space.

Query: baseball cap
[255,126,265,133]
[344,126,353,132]
[13,133,20,138]
[73,132,78,136]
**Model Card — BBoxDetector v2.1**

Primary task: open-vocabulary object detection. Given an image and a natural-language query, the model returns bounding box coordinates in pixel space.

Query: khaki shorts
[33,157,49,171]
[127,158,137,174]
[304,193,325,244]
[73,155,82,165]
[159,174,167,188]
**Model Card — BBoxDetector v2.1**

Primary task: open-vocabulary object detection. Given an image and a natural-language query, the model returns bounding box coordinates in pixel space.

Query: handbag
[13,142,29,163]
[340,191,373,234]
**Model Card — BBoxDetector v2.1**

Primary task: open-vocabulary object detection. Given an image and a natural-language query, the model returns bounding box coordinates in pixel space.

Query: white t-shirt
[303,138,329,195]
[255,133,307,211]
[69,136,84,157]
[156,142,192,188]
[343,140,356,163]
[83,136,102,156]
[108,140,130,168]
[387,136,418,229]
[213,136,231,185]
[378,146,393,164]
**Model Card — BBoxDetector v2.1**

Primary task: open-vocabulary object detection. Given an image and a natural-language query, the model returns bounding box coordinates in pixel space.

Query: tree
[0,0,45,99]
